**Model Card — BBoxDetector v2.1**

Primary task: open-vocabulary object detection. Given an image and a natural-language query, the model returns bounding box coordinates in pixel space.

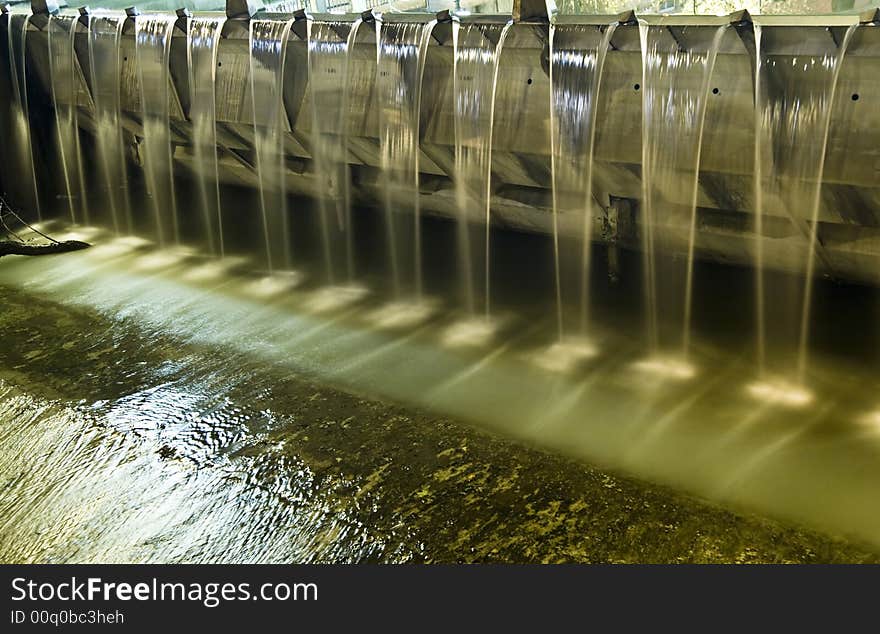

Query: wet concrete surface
[0,284,876,563]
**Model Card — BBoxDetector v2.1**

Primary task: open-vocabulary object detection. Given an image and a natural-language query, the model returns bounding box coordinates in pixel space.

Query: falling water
[681,27,728,358]
[48,14,91,227]
[6,14,41,220]
[307,19,362,285]
[753,23,857,382]
[548,22,617,340]
[136,15,178,246]
[250,18,294,273]
[452,20,512,317]
[47,15,78,225]
[639,23,727,355]
[8,13,880,561]
[375,19,436,299]
[753,25,766,378]
[89,13,132,234]
[188,16,227,257]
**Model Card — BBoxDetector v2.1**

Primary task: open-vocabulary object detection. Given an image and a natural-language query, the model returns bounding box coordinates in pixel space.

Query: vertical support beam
[604,197,636,284]
[170,8,192,117]
[731,9,757,107]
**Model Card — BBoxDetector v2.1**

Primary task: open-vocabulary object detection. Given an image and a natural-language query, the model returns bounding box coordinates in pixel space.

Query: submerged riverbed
[0,281,875,563]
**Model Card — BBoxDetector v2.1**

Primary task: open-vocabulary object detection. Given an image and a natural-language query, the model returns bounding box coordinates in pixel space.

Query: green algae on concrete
[0,284,876,563]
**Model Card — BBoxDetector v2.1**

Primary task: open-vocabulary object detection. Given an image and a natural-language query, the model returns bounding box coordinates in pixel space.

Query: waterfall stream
[308,19,363,285]
[89,13,133,235]
[753,23,857,383]
[639,23,727,357]
[6,14,41,220]
[188,16,227,257]
[135,14,179,246]
[452,20,512,318]
[549,22,617,340]
[376,19,436,299]
[250,18,294,273]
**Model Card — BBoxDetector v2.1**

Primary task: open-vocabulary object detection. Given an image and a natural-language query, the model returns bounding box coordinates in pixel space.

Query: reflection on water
[530,337,599,374]
[1,273,875,564]
[746,378,814,408]
[630,355,697,382]
[1,213,879,556]
[0,380,384,563]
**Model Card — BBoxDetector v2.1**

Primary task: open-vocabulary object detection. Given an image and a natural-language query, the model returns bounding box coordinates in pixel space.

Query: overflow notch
[30,0,60,15]
[432,9,454,46]
[616,10,638,26]
[226,0,260,21]
[290,8,307,41]
[860,8,880,25]
[728,9,752,27]
[174,7,190,33]
[513,0,556,23]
